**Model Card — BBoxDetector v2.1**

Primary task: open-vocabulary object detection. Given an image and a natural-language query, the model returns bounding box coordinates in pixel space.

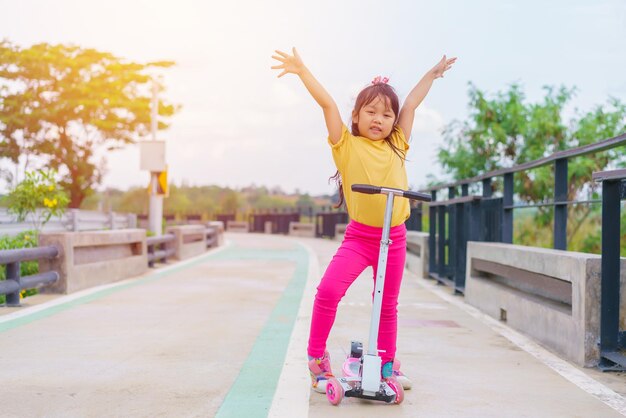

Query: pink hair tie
[371,76,389,85]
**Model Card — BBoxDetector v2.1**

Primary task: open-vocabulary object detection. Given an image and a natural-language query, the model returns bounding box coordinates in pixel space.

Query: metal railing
[247,206,351,238]
[146,227,221,267]
[146,234,176,267]
[316,211,349,238]
[0,246,59,307]
[0,208,137,236]
[0,226,221,307]
[247,204,425,238]
[593,169,626,371]
[249,211,302,234]
[405,204,424,231]
[422,132,626,293]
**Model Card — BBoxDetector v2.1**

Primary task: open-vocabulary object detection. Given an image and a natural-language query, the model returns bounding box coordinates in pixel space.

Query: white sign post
[139,79,166,236]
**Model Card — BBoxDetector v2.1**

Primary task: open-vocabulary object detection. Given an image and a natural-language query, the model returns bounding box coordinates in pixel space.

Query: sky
[1,0,625,196]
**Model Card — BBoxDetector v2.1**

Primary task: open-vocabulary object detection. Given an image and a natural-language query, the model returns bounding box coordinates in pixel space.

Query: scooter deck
[344,389,395,403]
[336,377,396,403]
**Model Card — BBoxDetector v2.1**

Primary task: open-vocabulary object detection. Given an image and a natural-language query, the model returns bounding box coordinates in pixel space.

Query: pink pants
[307,220,407,364]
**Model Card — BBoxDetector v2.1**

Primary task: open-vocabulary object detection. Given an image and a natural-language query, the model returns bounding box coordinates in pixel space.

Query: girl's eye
[366,111,374,115]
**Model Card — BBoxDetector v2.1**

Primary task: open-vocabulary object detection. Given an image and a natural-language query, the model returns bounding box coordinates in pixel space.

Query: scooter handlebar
[351,184,432,202]
[402,190,432,202]
[351,184,382,195]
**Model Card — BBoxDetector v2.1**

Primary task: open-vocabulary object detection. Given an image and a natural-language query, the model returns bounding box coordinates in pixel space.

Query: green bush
[6,170,69,233]
[0,230,39,304]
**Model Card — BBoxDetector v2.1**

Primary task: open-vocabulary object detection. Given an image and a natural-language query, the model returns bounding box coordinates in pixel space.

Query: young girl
[271,48,456,393]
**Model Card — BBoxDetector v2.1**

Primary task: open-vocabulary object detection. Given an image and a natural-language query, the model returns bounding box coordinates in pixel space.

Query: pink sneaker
[308,351,334,393]
[392,359,412,390]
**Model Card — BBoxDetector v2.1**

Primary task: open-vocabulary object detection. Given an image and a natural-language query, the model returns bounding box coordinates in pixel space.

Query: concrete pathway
[0,233,624,417]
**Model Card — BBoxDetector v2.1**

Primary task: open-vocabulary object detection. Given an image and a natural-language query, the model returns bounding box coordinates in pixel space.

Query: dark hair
[330,83,407,208]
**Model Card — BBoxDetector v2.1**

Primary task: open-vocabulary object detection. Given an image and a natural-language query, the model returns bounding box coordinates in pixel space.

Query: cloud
[412,106,446,135]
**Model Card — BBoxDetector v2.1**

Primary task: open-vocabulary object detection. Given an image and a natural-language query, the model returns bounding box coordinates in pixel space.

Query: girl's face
[352,95,396,141]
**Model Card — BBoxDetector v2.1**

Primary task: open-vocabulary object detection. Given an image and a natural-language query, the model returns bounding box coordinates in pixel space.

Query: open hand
[431,55,457,79]
[271,47,305,77]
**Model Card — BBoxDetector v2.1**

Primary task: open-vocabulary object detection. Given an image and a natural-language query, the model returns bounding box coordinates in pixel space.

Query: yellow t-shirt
[328,125,410,227]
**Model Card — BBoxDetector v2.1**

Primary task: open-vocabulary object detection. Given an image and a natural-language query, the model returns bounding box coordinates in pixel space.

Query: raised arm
[272,48,343,144]
[397,55,457,139]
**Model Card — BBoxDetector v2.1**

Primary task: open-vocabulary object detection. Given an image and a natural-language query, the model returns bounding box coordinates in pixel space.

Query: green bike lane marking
[215,245,309,418]
[0,242,311,418]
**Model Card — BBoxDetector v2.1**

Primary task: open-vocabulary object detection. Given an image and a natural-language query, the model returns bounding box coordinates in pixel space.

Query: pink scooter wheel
[326,377,344,405]
[386,377,404,404]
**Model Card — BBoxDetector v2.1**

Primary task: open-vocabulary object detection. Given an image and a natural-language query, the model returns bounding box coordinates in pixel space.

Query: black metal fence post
[429,190,437,275]
[405,204,422,231]
[437,203,446,278]
[591,169,626,370]
[5,262,21,307]
[454,200,466,292]
[448,187,457,281]
[482,178,492,198]
[503,172,514,244]
[416,203,423,231]
[554,158,568,250]
[600,178,620,354]
[469,199,482,243]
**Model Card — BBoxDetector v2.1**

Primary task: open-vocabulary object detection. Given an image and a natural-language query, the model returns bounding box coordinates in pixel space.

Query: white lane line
[268,240,317,418]
[417,277,626,416]
[0,240,234,325]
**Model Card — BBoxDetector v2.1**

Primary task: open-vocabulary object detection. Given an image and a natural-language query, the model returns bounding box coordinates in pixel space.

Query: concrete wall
[405,231,429,279]
[166,225,207,260]
[465,242,626,367]
[288,222,315,238]
[226,221,249,233]
[39,229,148,294]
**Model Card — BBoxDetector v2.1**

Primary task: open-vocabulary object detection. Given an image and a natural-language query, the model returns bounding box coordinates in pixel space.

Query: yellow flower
[48,185,55,191]
[52,198,58,207]
[43,197,51,207]
[24,235,30,241]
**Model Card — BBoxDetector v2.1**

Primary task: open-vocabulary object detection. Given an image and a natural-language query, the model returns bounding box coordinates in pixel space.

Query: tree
[437,82,626,246]
[0,40,178,208]
[164,185,193,216]
[295,193,315,210]
[220,189,240,214]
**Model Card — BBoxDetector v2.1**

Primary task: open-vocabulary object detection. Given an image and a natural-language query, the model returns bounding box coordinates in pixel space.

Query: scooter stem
[367,191,395,356]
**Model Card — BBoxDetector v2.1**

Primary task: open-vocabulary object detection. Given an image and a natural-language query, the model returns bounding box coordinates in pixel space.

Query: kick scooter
[325,184,431,406]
